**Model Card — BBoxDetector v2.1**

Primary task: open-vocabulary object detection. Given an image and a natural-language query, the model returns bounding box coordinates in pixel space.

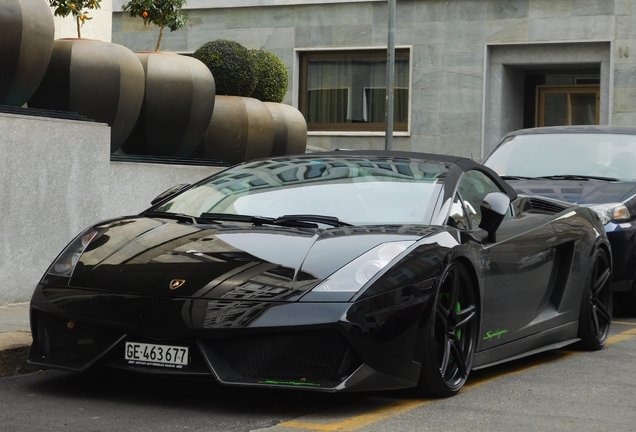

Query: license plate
[125,342,189,369]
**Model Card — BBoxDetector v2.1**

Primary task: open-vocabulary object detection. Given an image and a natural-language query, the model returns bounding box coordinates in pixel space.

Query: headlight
[311,241,415,293]
[47,229,98,277]
[589,203,631,225]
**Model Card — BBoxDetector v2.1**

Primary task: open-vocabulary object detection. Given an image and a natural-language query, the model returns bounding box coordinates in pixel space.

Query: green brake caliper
[456,302,462,341]
[439,294,462,340]
[447,302,462,366]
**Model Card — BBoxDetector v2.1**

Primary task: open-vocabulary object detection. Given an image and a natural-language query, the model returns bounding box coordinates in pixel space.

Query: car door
[451,170,558,349]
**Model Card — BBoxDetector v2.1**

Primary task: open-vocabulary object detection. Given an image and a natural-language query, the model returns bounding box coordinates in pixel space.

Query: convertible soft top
[255,150,518,201]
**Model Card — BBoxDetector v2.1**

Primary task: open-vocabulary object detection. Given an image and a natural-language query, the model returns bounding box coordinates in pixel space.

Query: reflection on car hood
[69,216,434,301]
[505,179,636,205]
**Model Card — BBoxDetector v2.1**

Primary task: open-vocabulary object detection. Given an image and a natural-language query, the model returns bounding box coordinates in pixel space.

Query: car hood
[505,179,636,205]
[68,216,433,301]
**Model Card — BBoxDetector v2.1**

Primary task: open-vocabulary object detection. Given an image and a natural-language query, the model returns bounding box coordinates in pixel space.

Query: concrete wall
[0,113,220,303]
[111,0,636,159]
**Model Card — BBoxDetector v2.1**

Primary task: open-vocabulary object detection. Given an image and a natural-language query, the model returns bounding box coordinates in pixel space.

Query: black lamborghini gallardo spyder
[28,151,613,397]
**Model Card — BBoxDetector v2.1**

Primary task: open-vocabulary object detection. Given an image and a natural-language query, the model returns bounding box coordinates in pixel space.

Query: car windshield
[153,156,448,225]
[484,133,636,181]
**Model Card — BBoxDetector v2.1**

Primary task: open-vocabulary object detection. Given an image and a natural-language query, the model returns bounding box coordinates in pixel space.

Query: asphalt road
[2,318,635,432]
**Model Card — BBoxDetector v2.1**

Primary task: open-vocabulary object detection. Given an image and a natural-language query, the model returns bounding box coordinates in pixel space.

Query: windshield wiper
[145,211,352,228]
[143,211,234,225]
[142,211,198,224]
[199,213,350,228]
[500,175,540,180]
[199,213,265,224]
[198,213,316,228]
[538,174,618,182]
[275,214,351,227]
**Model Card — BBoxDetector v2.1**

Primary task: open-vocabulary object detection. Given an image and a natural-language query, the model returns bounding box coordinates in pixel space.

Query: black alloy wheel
[416,263,477,398]
[577,248,613,351]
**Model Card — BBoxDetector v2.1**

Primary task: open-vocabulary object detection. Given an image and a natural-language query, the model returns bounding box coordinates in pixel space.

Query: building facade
[111,0,635,160]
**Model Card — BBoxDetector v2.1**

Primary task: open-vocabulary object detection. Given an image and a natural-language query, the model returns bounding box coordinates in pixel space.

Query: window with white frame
[299,49,410,132]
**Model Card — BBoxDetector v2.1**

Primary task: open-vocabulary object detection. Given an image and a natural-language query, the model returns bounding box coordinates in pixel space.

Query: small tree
[122,0,188,52]
[49,0,101,38]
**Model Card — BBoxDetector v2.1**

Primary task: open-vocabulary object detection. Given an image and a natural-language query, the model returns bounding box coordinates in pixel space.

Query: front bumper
[28,283,434,392]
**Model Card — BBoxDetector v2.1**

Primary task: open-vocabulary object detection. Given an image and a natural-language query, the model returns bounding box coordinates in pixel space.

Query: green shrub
[193,40,256,97]
[250,49,289,103]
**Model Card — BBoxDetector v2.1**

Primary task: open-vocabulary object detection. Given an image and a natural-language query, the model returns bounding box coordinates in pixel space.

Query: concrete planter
[121,52,216,158]
[0,0,54,106]
[200,96,275,165]
[264,102,307,156]
[28,39,145,152]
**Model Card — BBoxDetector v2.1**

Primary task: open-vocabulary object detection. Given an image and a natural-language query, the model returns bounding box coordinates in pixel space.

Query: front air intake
[200,330,362,387]
[29,311,123,371]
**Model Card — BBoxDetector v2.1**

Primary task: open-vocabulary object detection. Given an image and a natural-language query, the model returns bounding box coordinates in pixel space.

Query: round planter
[264,102,307,156]
[200,96,275,165]
[28,39,145,152]
[0,0,54,106]
[121,52,216,157]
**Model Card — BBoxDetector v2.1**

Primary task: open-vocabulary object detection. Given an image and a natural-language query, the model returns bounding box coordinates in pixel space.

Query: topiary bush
[250,49,289,103]
[193,39,256,97]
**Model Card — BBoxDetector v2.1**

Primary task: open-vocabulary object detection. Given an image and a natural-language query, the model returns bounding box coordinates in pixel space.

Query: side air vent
[525,198,568,215]
[549,242,575,309]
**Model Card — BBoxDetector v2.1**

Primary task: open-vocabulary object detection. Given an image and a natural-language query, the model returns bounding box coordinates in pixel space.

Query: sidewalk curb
[0,331,36,378]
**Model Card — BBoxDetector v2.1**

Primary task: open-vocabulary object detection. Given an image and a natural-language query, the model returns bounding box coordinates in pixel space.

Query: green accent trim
[259,380,322,387]
[483,329,509,340]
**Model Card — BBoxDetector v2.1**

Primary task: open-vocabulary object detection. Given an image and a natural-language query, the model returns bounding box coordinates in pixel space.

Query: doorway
[483,42,611,156]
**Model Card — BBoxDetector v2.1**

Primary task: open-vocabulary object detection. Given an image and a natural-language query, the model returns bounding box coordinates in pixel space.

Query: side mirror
[479,192,510,243]
[151,184,189,205]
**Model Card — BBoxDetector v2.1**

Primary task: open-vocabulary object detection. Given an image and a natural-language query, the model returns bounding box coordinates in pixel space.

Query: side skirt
[472,321,579,370]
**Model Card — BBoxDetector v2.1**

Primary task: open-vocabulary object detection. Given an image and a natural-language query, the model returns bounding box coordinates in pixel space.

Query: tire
[416,263,477,398]
[577,248,613,351]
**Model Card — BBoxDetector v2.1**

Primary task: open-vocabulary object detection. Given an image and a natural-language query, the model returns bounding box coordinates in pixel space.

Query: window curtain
[306,59,352,123]
[305,55,409,126]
